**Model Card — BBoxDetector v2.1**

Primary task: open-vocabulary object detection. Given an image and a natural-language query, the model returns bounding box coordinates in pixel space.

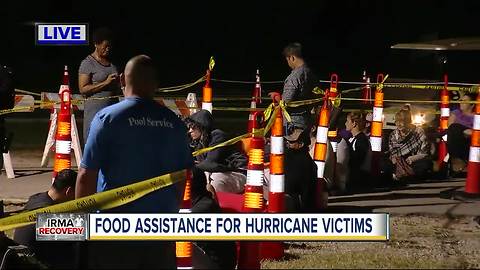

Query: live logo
[36,24,88,45]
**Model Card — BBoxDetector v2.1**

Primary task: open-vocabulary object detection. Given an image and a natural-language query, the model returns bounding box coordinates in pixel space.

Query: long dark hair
[184,118,211,150]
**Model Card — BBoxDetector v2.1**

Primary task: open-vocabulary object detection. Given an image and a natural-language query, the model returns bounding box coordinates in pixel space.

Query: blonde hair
[395,107,412,125]
[347,111,367,130]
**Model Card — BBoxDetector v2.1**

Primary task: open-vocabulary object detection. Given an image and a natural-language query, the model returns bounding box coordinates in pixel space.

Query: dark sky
[2,0,480,93]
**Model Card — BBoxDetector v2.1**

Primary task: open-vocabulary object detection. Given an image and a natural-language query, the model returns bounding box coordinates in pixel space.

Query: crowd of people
[1,29,477,269]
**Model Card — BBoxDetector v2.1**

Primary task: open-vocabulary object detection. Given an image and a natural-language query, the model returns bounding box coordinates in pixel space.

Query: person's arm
[387,131,398,159]
[78,73,118,96]
[75,114,106,198]
[282,76,300,102]
[464,128,473,136]
[418,128,430,156]
[196,130,229,172]
[75,167,98,198]
[406,128,430,164]
[406,153,428,164]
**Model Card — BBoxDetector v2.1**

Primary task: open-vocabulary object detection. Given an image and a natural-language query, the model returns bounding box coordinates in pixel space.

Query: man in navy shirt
[76,55,193,269]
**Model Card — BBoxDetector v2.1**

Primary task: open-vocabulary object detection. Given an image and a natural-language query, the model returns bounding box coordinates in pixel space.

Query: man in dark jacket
[185,110,247,193]
[284,128,317,212]
[190,167,237,269]
[13,169,79,269]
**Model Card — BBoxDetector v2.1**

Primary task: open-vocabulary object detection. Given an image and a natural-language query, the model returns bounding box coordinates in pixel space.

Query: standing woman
[78,27,121,143]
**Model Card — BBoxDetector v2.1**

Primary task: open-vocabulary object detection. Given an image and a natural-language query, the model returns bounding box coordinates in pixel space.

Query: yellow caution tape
[340,97,479,105]
[263,101,292,123]
[209,56,215,71]
[384,83,479,93]
[0,170,186,232]
[0,104,46,116]
[192,106,279,157]
[210,78,283,84]
[288,98,323,108]
[14,89,42,97]
[263,103,275,121]
[279,101,291,123]
[192,132,253,157]
[157,76,206,93]
[376,75,390,92]
[333,93,341,107]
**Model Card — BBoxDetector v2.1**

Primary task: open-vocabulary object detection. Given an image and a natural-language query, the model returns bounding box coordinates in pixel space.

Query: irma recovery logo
[36,23,88,45]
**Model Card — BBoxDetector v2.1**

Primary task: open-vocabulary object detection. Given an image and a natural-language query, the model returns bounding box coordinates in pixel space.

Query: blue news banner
[36,213,389,241]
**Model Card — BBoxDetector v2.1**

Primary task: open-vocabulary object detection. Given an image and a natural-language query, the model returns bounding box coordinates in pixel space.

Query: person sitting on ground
[387,107,432,181]
[447,93,476,175]
[185,109,248,194]
[342,111,372,192]
[13,169,79,269]
[283,128,318,212]
[190,167,237,269]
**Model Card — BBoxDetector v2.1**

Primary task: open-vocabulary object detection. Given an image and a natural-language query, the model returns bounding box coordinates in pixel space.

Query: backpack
[0,65,14,110]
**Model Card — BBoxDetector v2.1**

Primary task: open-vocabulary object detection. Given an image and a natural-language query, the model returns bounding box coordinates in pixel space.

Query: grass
[261,215,480,269]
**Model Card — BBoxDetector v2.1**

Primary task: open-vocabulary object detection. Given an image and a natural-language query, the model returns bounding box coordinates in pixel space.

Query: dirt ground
[3,202,479,269]
[262,214,480,269]
[3,150,480,269]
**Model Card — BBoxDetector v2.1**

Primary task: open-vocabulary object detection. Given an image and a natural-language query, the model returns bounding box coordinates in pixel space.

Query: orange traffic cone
[261,104,285,260]
[176,170,193,269]
[313,91,330,210]
[370,74,385,178]
[238,112,265,269]
[456,92,480,200]
[52,65,72,182]
[202,70,213,113]
[247,69,262,133]
[437,74,449,178]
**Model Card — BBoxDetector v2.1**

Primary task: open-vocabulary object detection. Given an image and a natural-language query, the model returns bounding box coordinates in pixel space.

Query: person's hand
[268,92,281,102]
[464,128,473,137]
[390,156,397,165]
[406,156,414,164]
[105,73,118,85]
[206,181,217,202]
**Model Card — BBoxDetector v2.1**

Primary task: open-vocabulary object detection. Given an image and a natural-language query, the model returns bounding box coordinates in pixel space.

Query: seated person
[447,93,476,175]
[387,108,432,181]
[13,169,79,269]
[185,110,248,194]
[336,111,372,193]
[284,128,318,212]
[190,167,237,269]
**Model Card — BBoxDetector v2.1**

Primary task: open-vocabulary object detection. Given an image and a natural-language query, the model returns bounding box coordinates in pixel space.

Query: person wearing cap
[13,169,79,269]
[185,109,248,194]
[282,127,317,212]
